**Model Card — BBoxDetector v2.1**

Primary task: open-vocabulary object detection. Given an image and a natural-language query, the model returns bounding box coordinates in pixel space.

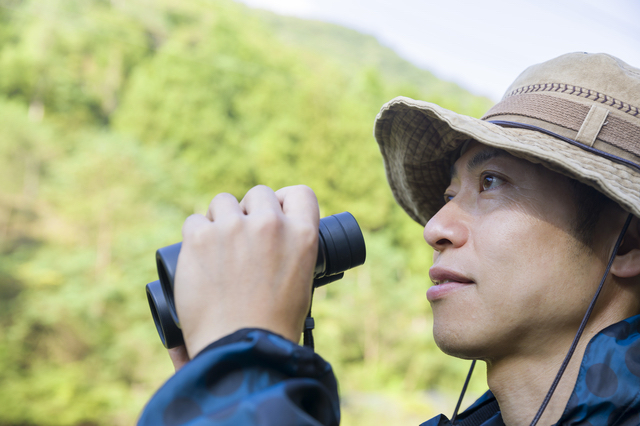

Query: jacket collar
[421,314,640,426]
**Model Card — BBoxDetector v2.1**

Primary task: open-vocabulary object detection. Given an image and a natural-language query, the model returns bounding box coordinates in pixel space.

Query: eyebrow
[450,147,506,181]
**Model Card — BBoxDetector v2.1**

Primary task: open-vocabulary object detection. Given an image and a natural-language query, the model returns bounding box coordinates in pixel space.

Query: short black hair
[568,179,613,247]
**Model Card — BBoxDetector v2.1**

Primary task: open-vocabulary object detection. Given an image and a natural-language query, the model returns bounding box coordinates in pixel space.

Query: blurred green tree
[0,0,492,424]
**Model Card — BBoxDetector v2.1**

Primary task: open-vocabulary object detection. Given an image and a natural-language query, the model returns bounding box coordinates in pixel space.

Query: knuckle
[252,210,282,235]
[209,192,236,210]
[183,214,203,235]
[247,184,274,197]
[216,214,243,236]
[290,219,318,248]
[213,192,235,202]
[291,184,316,198]
[253,184,272,191]
[186,225,211,249]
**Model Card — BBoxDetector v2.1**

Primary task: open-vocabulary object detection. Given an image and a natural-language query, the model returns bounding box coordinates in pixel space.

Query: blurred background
[0,0,637,425]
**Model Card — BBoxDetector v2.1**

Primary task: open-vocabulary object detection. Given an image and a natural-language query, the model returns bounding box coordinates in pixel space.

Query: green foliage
[0,0,492,424]
[0,0,150,128]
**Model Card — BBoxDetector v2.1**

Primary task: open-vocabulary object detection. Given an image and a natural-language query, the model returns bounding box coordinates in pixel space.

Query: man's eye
[481,175,505,191]
[443,194,454,203]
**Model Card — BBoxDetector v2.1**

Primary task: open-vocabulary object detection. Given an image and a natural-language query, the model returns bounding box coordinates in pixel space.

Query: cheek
[473,211,592,300]
[475,211,542,264]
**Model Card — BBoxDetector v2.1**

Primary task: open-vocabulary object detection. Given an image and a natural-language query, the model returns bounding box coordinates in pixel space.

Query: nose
[423,201,469,252]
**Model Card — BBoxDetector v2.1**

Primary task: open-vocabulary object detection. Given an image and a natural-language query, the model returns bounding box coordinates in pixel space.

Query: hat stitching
[483,94,589,133]
[505,84,640,119]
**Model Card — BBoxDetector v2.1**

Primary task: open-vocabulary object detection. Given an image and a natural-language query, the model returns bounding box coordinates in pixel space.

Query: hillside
[0,1,490,425]
[250,6,493,110]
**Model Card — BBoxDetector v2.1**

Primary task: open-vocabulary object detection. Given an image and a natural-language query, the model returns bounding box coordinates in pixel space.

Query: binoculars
[146,212,366,348]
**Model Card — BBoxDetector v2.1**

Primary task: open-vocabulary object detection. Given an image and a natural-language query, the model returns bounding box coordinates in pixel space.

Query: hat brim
[374,96,640,225]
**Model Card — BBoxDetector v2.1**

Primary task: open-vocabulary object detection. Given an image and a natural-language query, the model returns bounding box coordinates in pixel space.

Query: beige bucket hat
[374,52,640,225]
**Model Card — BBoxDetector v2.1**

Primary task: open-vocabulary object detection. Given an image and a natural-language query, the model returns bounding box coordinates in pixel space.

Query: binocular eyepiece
[146,212,366,348]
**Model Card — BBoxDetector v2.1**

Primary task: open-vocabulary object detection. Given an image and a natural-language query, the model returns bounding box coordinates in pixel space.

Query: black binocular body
[146,212,366,348]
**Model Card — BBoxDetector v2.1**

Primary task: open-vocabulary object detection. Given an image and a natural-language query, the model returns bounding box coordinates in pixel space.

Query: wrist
[184,319,304,358]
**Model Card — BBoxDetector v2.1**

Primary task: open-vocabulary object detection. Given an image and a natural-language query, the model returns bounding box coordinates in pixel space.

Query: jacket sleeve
[138,328,340,426]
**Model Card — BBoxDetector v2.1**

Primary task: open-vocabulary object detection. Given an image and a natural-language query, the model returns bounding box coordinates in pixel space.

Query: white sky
[236,0,640,101]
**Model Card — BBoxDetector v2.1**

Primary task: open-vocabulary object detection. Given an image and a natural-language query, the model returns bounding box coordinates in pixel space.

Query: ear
[610,215,640,279]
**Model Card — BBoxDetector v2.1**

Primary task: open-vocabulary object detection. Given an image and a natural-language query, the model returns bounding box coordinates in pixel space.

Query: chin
[432,325,487,360]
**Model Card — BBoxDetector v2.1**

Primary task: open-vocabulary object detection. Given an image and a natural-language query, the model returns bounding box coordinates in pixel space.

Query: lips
[429,267,474,285]
[427,267,474,301]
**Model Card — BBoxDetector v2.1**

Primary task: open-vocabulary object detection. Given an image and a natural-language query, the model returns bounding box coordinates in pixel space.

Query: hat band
[482,93,640,163]
[501,83,640,119]
[488,120,640,173]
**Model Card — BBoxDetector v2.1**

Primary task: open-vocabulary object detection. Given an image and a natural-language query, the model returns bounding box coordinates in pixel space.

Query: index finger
[275,185,320,225]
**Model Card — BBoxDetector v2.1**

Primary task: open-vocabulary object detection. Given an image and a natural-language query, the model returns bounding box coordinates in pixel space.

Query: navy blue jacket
[139,315,640,425]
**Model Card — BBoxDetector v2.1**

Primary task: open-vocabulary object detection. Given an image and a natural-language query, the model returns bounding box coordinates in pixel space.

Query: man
[139,52,640,425]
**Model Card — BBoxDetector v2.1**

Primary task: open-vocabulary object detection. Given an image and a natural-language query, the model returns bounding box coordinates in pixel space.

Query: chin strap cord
[529,213,633,426]
[451,360,477,424]
[303,314,315,349]
[303,288,316,350]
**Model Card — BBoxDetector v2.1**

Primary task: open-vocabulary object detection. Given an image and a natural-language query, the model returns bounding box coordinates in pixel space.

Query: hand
[174,185,320,357]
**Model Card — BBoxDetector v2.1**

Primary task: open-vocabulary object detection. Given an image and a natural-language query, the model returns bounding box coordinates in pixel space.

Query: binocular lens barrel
[148,211,365,348]
[316,212,365,277]
[146,280,185,349]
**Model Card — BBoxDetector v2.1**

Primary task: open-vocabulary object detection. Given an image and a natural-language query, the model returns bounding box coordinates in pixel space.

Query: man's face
[424,141,612,362]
